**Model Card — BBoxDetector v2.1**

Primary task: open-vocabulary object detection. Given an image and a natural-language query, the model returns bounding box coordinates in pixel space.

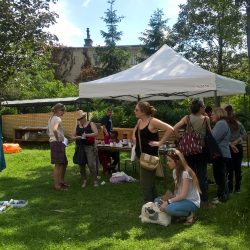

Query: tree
[4,49,78,100]
[171,0,247,106]
[172,0,245,75]
[0,0,58,97]
[97,0,130,76]
[139,8,172,57]
[235,0,250,91]
[100,0,124,47]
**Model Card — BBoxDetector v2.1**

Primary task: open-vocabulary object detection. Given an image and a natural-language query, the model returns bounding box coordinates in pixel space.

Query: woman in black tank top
[72,110,99,188]
[135,120,159,157]
[132,101,174,203]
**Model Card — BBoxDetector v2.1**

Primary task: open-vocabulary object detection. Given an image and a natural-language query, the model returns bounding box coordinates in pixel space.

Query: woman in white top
[156,149,201,225]
[48,103,68,191]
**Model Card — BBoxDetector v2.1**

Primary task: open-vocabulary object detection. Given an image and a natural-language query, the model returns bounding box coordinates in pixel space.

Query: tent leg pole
[214,91,220,107]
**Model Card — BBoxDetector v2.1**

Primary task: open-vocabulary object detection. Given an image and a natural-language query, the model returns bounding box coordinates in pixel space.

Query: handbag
[140,153,160,171]
[138,125,159,171]
[204,119,222,162]
[177,115,203,156]
[86,136,95,145]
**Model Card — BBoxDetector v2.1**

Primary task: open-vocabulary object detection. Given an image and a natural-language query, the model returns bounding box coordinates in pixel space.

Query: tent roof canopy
[79,45,245,101]
[1,97,87,107]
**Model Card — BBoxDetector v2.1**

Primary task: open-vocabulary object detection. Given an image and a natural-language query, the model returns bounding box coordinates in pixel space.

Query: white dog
[139,202,171,226]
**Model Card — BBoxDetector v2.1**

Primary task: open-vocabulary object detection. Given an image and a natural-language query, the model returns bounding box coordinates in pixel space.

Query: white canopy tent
[79,45,245,101]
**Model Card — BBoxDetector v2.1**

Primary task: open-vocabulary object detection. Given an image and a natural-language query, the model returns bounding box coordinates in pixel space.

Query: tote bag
[177,116,203,156]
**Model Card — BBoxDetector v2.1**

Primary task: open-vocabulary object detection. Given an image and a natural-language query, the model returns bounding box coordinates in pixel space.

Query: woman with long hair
[156,149,201,225]
[48,103,68,191]
[72,110,99,188]
[174,99,211,209]
[211,108,231,203]
[132,101,174,203]
[225,105,246,193]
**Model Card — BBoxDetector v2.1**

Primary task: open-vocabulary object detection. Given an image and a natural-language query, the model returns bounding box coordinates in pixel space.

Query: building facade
[52,28,142,83]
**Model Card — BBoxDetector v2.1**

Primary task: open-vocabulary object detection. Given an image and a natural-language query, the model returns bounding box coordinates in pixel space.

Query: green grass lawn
[0,143,250,250]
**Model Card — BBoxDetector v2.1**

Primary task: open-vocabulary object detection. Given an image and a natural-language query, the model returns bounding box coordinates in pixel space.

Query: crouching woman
[156,149,201,225]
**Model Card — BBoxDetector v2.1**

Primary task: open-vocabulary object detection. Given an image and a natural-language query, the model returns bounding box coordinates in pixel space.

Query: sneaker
[212,198,222,205]
[235,189,241,194]
[81,180,87,188]
[94,181,99,187]
[0,205,7,214]
[8,199,28,208]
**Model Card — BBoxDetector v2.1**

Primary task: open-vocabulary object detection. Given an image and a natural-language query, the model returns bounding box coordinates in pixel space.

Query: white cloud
[48,1,84,46]
[164,0,186,19]
[82,0,91,7]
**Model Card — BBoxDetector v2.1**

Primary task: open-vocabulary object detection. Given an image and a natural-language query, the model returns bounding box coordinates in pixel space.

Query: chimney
[84,28,93,47]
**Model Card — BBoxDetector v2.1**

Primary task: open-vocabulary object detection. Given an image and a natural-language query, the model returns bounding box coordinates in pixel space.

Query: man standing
[101,108,119,171]
[102,108,113,139]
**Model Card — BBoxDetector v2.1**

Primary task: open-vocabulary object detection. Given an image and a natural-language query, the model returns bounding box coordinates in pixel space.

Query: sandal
[54,185,68,191]
[183,212,195,225]
[60,183,70,188]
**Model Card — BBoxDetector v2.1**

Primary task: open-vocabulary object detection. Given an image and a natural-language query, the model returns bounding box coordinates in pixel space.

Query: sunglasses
[77,116,86,121]
[166,148,180,160]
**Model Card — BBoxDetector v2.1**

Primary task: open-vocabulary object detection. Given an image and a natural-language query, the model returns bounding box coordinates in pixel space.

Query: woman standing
[48,103,68,191]
[211,108,231,203]
[174,100,211,208]
[225,105,246,193]
[132,101,174,203]
[72,110,99,188]
[156,149,201,225]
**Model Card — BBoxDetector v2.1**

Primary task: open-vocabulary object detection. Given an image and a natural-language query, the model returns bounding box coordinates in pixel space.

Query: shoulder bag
[138,125,159,171]
[177,115,203,156]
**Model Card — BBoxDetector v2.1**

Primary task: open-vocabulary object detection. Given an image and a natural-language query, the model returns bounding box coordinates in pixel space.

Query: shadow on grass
[0,162,250,249]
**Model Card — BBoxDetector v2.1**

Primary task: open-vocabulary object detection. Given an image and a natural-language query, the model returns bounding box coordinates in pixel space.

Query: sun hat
[76,110,86,120]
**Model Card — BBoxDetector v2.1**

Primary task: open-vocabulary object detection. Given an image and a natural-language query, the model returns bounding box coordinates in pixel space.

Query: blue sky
[49,0,186,47]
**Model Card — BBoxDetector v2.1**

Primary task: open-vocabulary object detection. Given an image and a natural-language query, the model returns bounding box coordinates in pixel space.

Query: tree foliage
[172,0,245,76]
[98,0,130,76]
[100,0,124,47]
[0,0,58,96]
[139,8,172,57]
[4,49,78,100]
[96,46,130,76]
